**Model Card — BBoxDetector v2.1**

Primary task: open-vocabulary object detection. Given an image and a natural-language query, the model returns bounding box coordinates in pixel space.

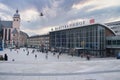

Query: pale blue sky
[0,0,120,36]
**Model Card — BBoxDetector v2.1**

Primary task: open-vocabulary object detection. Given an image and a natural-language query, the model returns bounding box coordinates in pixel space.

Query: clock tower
[13,9,20,29]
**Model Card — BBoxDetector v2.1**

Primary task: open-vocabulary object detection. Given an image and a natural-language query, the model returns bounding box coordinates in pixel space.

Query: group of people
[52,51,62,59]
[24,49,38,59]
[1,54,8,61]
[23,48,65,60]
[5,48,92,61]
[80,53,91,60]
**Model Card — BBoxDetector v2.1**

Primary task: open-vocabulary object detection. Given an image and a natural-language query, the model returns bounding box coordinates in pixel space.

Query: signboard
[53,19,95,31]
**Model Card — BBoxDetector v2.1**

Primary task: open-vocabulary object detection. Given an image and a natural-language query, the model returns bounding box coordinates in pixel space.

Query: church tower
[13,9,20,29]
[12,9,21,48]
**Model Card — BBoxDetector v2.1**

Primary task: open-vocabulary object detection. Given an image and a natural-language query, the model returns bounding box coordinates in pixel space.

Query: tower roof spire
[13,9,20,18]
[16,9,18,13]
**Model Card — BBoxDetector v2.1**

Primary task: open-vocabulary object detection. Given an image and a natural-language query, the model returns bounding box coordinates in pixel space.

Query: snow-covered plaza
[0,48,120,80]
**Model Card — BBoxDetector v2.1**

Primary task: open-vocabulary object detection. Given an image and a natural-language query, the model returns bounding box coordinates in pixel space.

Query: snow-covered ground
[0,48,120,80]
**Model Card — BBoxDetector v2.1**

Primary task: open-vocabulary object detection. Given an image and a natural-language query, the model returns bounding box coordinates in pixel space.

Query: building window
[112,40,116,45]
[107,40,111,45]
[5,29,7,40]
[117,40,120,45]
[8,29,11,40]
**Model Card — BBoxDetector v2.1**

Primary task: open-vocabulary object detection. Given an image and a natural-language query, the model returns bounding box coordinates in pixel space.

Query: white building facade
[27,34,49,51]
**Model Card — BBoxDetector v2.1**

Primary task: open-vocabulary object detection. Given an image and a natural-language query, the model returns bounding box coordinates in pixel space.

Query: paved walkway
[0,69,120,76]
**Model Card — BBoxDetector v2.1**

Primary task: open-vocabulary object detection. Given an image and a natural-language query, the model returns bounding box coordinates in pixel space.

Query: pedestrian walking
[53,52,55,56]
[86,55,90,60]
[57,54,59,59]
[35,54,37,58]
[80,53,84,58]
[32,49,35,54]
[45,54,48,59]
[12,59,15,61]
[17,50,18,53]
[59,51,62,55]
[71,53,73,57]
[27,51,29,56]
[23,49,25,52]
[4,54,8,61]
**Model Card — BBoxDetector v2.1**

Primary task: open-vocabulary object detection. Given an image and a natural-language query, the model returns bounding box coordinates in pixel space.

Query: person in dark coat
[35,54,37,58]
[45,54,48,59]
[4,54,8,61]
[57,54,59,59]
[86,55,90,60]
[53,52,55,56]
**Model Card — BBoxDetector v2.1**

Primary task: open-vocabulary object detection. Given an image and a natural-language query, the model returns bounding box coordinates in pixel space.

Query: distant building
[50,23,115,57]
[27,34,49,50]
[19,31,29,47]
[105,21,120,35]
[0,10,28,48]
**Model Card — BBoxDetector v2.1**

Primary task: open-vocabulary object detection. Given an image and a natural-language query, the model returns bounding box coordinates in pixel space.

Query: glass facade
[106,36,120,56]
[107,40,120,45]
[50,24,107,57]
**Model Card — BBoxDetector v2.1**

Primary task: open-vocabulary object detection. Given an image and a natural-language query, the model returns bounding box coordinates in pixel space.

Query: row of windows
[52,43,104,49]
[50,25,105,50]
[107,40,120,45]
[107,23,120,26]
[51,31,98,37]
[51,35,104,44]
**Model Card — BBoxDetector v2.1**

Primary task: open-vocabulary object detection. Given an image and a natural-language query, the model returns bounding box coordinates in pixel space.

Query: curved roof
[51,23,116,36]
[14,13,20,17]
[13,9,20,18]
[99,24,116,36]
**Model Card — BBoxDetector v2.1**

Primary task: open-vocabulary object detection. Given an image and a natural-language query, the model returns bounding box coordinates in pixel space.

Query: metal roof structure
[0,21,12,28]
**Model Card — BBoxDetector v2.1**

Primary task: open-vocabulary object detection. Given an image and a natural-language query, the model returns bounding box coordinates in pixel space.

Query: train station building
[50,22,116,57]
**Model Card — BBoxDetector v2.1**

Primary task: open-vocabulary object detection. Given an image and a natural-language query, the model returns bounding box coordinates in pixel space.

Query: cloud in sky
[0,0,120,36]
